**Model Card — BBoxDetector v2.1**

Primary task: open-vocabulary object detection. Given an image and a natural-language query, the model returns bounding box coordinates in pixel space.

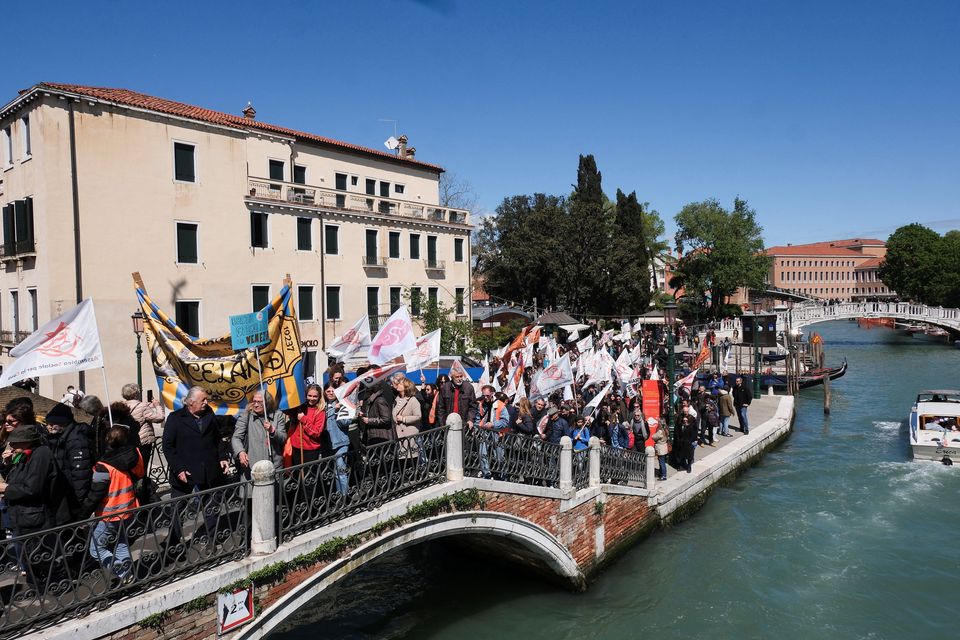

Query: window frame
[365,228,380,260]
[409,233,421,260]
[323,224,340,256]
[454,238,465,263]
[388,231,401,259]
[268,158,286,182]
[251,284,271,313]
[20,115,30,159]
[325,285,342,321]
[26,287,37,331]
[296,217,313,252]
[174,299,202,338]
[250,210,270,249]
[389,286,402,314]
[298,284,315,321]
[2,126,12,168]
[174,220,200,265]
[411,286,422,317]
[172,139,198,184]
[394,183,405,195]
[455,287,466,316]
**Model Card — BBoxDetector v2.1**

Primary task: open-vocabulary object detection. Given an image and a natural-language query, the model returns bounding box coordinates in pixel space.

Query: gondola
[761,352,787,363]
[797,359,848,389]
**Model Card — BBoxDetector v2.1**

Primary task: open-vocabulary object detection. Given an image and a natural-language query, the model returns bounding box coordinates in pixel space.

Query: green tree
[672,197,771,317]
[878,223,957,305]
[605,189,653,314]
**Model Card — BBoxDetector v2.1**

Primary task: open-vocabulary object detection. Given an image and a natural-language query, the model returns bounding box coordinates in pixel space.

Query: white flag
[674,370,697,392]
[368,306,417,365]
[449,358,472,382]
[584,382,611,416]
[514,377,526,404]
[576,335,593,352]
[404,329,441,371]
[649,365,660,381]
[534,354,574,397]
[327,315,371,359]
[567,329,579,342]
[0,299,103,387]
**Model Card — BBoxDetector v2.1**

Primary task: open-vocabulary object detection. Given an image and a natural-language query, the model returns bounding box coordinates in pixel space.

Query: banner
[0,299,104,387]
[642,379,661,420]
[134,273,304,415]
[368,306,417,365]
[327,315,371,359]
[404,329,441,371]
[691,345,711,371]
[532,354,573,398]
[576,335,594,353]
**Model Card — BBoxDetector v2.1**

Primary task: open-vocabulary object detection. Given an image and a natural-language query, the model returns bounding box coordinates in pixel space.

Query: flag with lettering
[532,354,574,398]
[0,299,104,387]
[368,306,417,365]
[403,329,441,371]
[327,315,371,359]
[576,334,593,352]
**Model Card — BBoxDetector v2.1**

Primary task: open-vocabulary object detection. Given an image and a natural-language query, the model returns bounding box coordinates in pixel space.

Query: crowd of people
[0,318,756,591]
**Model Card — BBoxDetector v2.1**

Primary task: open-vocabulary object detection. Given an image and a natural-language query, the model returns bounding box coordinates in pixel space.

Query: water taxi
[909,390,960,463]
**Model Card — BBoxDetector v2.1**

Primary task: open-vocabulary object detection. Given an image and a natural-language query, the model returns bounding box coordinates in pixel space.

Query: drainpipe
[68,100,84,390]
[319,213,326,350]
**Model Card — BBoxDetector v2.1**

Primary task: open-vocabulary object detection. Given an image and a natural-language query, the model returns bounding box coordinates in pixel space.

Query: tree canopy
[878,223,960,306]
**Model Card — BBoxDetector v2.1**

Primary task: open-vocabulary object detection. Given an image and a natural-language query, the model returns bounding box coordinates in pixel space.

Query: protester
[121,383,165,463]
[651,420,669,480]
[675,414,698,474]
[232,390,287,477]
[286,384,325,465]
[732,377,753,434]
[436,369,478,428]
[514,398,536,436]
[322,385,351,494]
[43,402,93,521]
[93,402,143,461]
[416,383,439,430]
[571,416,591,451]
[358,378,393,446]
[718,389,735,437]
[392,376,422,464]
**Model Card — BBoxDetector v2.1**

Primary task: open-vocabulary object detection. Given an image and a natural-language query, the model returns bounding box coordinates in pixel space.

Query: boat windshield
[919,415,960,431]
[916,392,960,403]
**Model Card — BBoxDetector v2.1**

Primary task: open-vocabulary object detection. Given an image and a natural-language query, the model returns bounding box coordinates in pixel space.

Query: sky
[8,0,959,246]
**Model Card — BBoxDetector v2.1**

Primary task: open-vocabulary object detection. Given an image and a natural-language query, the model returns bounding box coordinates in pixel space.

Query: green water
[272,321,960,639]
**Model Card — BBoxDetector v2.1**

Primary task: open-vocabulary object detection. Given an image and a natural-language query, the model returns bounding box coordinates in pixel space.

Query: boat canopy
[917,391,960,404]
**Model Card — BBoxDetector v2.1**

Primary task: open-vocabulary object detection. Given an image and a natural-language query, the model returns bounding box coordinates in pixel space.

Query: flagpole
[99,366,115,427]
[254,346,267,400]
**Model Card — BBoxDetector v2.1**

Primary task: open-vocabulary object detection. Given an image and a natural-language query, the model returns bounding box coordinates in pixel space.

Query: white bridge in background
[776,301,960,334]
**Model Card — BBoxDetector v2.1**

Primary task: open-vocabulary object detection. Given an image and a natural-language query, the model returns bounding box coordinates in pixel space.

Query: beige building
[764,238,893,301]
[0,82,472,399]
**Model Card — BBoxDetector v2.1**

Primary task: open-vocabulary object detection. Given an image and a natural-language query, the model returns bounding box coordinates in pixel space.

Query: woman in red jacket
[287,384,325,465]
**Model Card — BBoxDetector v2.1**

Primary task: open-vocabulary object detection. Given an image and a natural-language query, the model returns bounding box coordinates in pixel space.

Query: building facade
[0,83,472,398]
[764,238,893,301]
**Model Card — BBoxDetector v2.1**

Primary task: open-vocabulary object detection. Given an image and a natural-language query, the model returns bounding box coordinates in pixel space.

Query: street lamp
[131,310,145,394]
[663,301,678,431]
[752,299,762,399]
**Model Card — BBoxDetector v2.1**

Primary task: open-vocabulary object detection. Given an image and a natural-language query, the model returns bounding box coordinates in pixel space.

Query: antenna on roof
[379,119,399,154]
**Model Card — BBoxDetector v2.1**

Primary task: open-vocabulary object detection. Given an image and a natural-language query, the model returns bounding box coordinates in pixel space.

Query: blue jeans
[658,455,667,479]
[333,446,349,496]
[89,520,132,579]
[737,406,750,434]
[479,431,503,479]
[720,416,731,436]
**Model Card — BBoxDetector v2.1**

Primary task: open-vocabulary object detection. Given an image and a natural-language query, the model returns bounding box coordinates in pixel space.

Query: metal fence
[598,445,647,488]
[276,426,449,543]
[462,430,562,487]
[572,449,590,490]
[0,481,250,639]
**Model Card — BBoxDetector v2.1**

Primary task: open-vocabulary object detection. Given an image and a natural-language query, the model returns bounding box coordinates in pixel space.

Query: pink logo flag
[404,329,441,371]
[327,315,371,359]
[368,307,417,365]
[533,354,574,398]
[0,299,103,387]
[449,357,472,382]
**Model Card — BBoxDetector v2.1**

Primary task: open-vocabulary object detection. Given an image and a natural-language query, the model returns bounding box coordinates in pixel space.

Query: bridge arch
[236,511,585,639]
[778,302,960,335]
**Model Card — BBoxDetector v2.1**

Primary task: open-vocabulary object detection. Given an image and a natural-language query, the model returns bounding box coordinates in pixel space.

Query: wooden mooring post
[815,339,831,414]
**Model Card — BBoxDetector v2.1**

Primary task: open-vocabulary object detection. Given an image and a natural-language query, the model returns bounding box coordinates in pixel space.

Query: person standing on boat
[732,377,752,434]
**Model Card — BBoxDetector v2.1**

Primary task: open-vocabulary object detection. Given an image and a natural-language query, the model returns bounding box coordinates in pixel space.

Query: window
[27,288,37,331]
[427,235,438,266]
[175,300,200,337]
[379,181,390,198]
[365,229,378,260]
[428,287,438,307]
[21,116,30,158]
[297,217,312,251]
[454,238,464,263]
[2,197,35,254]
[389,231,401,259]
[395,184,405,195]
[411,287,422,317]
[293,164,307,185]
[298,286,314,321]
[176,222,199,263]
[324,225,339,255]
[455,287,465,315]
[269,159,285,182]
[335,173,348,191]
[366,178,376,195]
[252,285,270,312]
[250,211,269,248]
[3,127,11,166]
[367,287,380,331]
[325,286,341,320]
[384,287,399,314]
[409,233,421,260]
[10,291,19,335]
[173,142,196,182]
[351,175,359,186]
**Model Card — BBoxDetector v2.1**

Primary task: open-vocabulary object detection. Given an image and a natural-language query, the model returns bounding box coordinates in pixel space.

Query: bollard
[559,436,573,495]
[645,446,656,487]
[445,413,464,482]
[251,460,277,555]
[768,385,774,396]
[588,436,601,488]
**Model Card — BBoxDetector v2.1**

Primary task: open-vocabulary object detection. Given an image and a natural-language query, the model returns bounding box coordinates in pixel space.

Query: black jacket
[732,384,753,408]
[44,422,93,517]
[436,381,479,427]
[5,445,67,532]
[416,389,438,430]
[162,406,229,492]
[81,445,143,517]
[359,387,393,443]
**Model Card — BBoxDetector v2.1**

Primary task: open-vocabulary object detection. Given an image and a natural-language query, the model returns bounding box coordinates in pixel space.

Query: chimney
[407,147,416,158]
[242,102,256,120]
[397,134,408,158]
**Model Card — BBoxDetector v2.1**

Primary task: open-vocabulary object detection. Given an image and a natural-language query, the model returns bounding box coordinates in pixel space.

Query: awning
[559,323,591,332]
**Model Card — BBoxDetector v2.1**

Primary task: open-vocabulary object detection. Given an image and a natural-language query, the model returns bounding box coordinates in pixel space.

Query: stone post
[446,413,464,482]
[588,437,601,488]
[645,446,656,488]
[251,460,277,555]
[559,436,573,495]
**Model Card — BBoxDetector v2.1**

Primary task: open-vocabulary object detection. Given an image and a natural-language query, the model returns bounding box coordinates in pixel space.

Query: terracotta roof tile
[36,83,444,173]
[854,256,884,269]
[766,244,866,257]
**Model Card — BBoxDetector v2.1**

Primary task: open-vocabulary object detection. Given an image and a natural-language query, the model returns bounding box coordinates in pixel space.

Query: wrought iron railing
[0,481,250,639]
[572,449,590,490]
[276,426,448,543]
[598,444,647,487]
[146,446,171,489]
[424,259,446,271]
[462,430,562,486]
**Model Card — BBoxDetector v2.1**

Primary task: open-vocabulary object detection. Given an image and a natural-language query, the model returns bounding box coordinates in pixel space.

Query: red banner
[642,379,662,447]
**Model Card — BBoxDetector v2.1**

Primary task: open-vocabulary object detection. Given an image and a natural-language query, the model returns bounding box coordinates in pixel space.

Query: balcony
[362,255,388,269]
[0,330,31,346]
[0,240,36,261]
[246,177,470,226]
[424,259,446,273]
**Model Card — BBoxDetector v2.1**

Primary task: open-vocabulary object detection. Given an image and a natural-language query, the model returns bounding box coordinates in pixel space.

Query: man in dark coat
[732,377,753,434]
[43,402,93,521]
[435,369,479,428]
[161,387,230,547]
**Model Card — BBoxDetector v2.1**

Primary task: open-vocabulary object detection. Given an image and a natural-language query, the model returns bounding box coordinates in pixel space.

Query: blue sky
[9,1,959,246]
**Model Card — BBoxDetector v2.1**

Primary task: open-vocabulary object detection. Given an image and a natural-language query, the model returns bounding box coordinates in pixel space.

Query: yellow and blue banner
[133,273,305,415]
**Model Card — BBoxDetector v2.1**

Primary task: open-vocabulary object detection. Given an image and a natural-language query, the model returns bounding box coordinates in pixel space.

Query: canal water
[272,321,960,640]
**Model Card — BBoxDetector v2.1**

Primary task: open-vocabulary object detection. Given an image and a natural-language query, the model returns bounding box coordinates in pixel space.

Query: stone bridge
[777,301,960,334]
[19,396,794,640]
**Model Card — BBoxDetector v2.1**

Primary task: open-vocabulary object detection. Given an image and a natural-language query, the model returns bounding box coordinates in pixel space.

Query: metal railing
[246,177,470,226]
[0,240,36,258]
[276,426,448,543]
[779,301,960,332]
[462,429,562,486]
[0,330,31,346]
[0,481,250,639]
[598,444,647,487]
[424,259,446,271]
[362,255,388,268]
[572,449,590,490]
